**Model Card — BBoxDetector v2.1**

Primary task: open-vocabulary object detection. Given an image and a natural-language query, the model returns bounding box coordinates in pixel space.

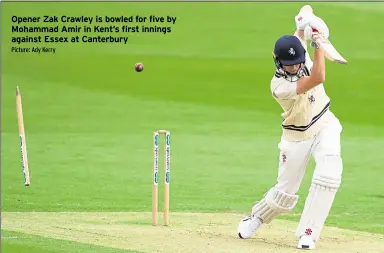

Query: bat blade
[314,34,347,64]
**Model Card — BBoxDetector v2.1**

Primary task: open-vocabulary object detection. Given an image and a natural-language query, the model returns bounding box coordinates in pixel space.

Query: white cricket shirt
[270,35,336,141]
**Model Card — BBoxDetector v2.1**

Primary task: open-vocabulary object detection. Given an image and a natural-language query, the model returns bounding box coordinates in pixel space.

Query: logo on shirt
[308,95,315,104]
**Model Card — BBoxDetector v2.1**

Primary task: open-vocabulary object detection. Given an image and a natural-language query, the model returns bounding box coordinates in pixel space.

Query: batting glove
[295,12,312,30]
[304,26,321,49]
[308,15,330,40]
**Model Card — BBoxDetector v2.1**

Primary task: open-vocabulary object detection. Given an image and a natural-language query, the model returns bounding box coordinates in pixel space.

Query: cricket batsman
[237,6,343,250]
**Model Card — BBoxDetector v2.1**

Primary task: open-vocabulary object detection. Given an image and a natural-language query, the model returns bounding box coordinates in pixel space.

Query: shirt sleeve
[272,78,298,100]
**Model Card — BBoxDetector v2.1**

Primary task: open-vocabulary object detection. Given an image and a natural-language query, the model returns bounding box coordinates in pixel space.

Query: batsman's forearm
[294,30,308,50]
[295,30,305,41]
[311,48,325,83]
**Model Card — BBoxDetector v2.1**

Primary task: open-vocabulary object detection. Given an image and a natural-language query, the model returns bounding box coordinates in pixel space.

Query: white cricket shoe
[237,215,262,239]
[298,235,316,250]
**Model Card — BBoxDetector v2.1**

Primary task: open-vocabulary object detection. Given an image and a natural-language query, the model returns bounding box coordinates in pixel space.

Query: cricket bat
[300,5,348,64]
[312,31,348,64]
[16,86,31,186]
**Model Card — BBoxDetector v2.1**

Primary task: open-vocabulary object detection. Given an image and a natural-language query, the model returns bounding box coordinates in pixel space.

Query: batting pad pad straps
[312,174,341,189]
[252,187,299,224]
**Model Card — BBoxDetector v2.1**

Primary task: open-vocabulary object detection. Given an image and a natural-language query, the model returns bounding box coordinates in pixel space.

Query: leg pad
[252,187,299,224]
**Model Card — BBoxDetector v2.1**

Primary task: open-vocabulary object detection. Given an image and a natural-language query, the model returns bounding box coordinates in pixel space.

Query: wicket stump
[152,130,171,226]
[16,86,31,186]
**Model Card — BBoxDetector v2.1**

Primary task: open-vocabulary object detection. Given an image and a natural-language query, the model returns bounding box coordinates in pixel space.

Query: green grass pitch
[2,2,384,252]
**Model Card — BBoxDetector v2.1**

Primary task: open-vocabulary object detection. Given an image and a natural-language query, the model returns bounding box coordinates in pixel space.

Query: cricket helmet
[273,35,306,66]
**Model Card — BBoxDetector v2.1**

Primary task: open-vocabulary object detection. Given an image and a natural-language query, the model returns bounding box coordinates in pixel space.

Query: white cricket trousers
[274,117,343,195]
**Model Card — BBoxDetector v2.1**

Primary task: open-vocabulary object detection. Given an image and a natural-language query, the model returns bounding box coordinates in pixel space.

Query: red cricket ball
[135,63,144,72]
